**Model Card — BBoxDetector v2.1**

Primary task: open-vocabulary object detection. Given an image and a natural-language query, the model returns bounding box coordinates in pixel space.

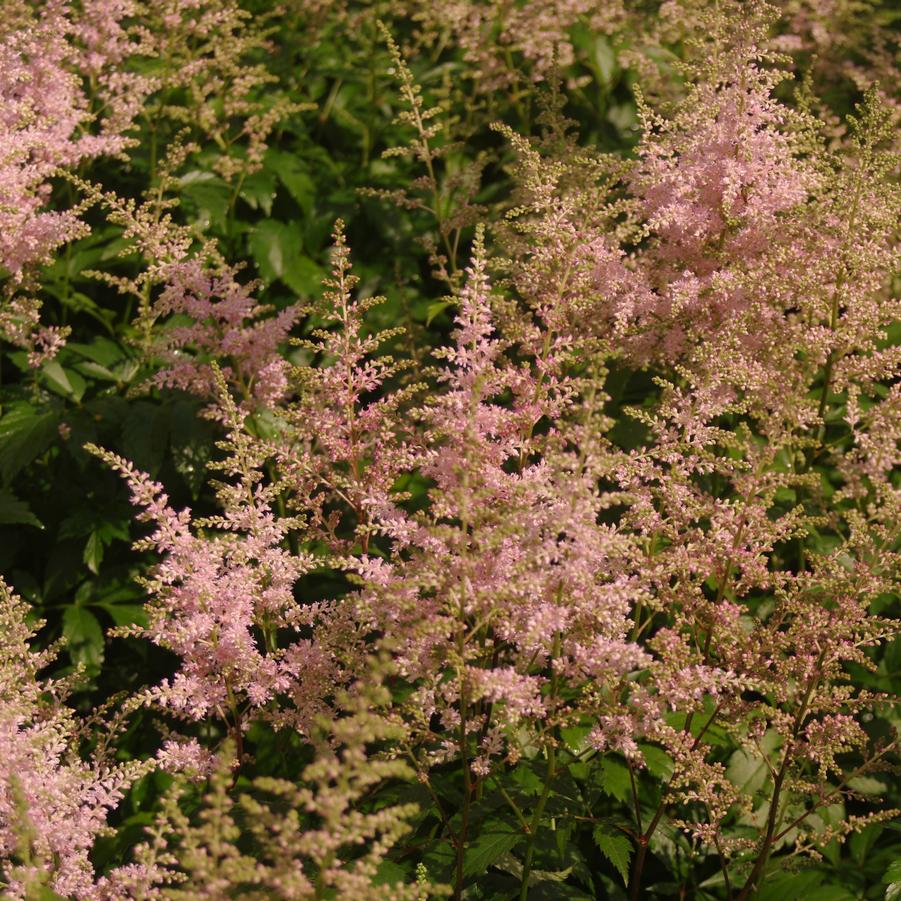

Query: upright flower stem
[815,173,862,445]
[454,462,474,901]
[518,633,561,900]
[454,625,472,900]
[628,490,750,900]
[735,649,826,900]
[628,703,722,901]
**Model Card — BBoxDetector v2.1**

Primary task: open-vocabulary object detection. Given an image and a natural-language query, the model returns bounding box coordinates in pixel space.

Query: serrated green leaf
[561,725,592,754]
[462,822,523,878]
[426,300,452,326]
[599,757,631,803]
[0,490,43,528]
[850,823,882,865]
[882,860,901,884]
[97,603,148,628]
[240,169,278,216]
[122,402,169,476]
[42,359,86,401]
[250,220,301,282]
[592,827,632,885]
[638,744,674,779]
[726,730,781,795]
[267,149,315,214]
[185,183,230,222]
[847,776,887,795]
[0,402,60,485]
[181,174,230,227]
[67,338,129,369]
[755,869,822,901]
[169,401,214,499]
[83,531,104,575]
[62,606,104,669]
[283,255,325,297]
[35,887,69,901]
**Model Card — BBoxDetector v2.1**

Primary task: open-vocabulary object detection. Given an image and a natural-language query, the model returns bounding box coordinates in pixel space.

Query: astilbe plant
[0,0,301,366]
[85,382,345,747]
[585,3,900,895]
[409,0,628,94]
[148,260,299,410]
[0,0,130,363]
[1,0,899,897]
[108,683,445,900]
[118,0,303,184]
[357,233,651,895]
[0,579,152,900]
[281,219,422,554]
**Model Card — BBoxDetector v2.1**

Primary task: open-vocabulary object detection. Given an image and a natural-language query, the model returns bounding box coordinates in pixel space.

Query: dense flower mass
[0,0,898,898]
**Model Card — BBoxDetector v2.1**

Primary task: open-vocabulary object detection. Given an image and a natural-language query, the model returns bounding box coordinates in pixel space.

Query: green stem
[453,648,472,900]
[735,649,825,900]
[518,633,561,900]
[815,173,862,445]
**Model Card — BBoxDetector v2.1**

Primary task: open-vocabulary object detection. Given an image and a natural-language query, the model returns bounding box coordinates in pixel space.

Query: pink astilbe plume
[0,2,133,362]
[12,1,896,895]
[283,220,421,555]
[357,233,648,775]
[150,260,299,409]
[414,0,627,93]
[86,381,345,740]
[0,3,124,278]
[119,0,303,182]
[629,2,820,362]
[0,579,150,900]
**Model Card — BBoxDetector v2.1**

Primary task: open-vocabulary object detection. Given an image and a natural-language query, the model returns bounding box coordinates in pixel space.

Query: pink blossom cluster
[0,580,150,900]
[149,261,299,409]
[0,4,127,278]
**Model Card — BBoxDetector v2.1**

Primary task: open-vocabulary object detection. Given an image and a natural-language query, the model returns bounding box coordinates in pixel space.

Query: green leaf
[97,603,148,628]
[283,255,325,298]
[882,859,901,885]
[847,776,887,795]
[42,359,86,402]
[726,729,781,795]
[170,400,214,499]
[0,402,60,485]
[240,169,278,216]
[185,182,231,227]
[83,531,104,575]
[0,490,43,528]
[122,402,169,476]
[425,299,452,326]
[249,220,300,282]
[755,869,823,901]
[787,888,854,901]
[592,827,632,885]
[35,888,69,901]
[373,859,410,887]
[850,823,882,865]
[267,149,315,215]
[599,757,631,803]
[561,725,592,754]
[638,744,674,780]
[495,850,575,886]
[180,171,230,227]
[62,606,104,669]
[68,338,130,369]
[463,822,523,878]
